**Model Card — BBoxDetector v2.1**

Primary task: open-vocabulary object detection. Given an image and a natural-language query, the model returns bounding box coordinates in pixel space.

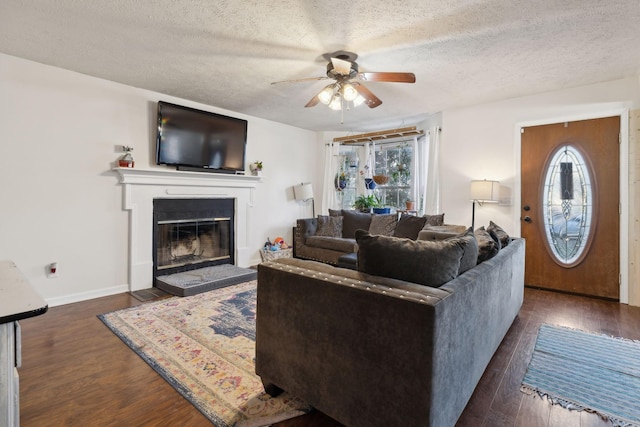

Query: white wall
[440,77,640,232]
[0,53,316,306]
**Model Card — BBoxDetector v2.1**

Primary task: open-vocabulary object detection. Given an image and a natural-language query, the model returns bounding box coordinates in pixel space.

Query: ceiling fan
[271,51,416,111]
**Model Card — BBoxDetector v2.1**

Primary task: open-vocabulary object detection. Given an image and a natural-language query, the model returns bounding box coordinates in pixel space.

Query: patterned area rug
[99,281,310,427]
[522,324,640,427]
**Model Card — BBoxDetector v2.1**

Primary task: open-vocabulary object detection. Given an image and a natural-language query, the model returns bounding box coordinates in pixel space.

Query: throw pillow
[393,214,427,240]
[444,227,479,274]
[423,213,445,226]
[356,230,464,287]
[316,215,343,237]
[341,210,373,239]
[328,208,342,217]
[487,221,511,247]
[368,214,398,236]
[475,227,500,263]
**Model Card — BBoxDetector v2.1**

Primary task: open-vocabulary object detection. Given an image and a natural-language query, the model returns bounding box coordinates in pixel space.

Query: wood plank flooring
[18,287,640,426]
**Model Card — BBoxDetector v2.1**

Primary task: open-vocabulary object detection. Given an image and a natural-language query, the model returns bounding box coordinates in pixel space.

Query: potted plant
[405,199,416,210]
[353,194,381,212]
[250,161,263,176]
[335,171,349,191]
[364,177,377,190]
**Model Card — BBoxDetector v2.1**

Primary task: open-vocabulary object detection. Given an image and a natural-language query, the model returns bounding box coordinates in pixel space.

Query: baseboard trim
[46,284,129,307]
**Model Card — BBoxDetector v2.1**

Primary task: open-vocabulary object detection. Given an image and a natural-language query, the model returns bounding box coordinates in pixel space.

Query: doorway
[520,116,620,299]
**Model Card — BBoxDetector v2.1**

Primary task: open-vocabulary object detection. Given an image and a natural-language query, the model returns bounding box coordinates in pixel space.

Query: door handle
[523,205,531,211]
[523,216,532,223]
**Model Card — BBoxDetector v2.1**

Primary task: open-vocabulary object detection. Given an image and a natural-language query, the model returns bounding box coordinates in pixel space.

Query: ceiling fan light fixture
[352,94,366,107]
[318,84,335,105]
[328,93,342,110]
[341,83,358,101]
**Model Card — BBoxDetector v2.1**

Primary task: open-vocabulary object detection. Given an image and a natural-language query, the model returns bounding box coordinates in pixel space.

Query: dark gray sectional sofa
[256,232,525,427]
[293,209,461,266]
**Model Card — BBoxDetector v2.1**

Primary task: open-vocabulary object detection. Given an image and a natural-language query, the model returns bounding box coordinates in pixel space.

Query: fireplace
[153,198,235,281]
[114,167,259,292]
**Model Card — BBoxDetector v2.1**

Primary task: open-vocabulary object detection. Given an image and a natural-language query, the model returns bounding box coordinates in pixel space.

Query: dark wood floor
[18,287,640,427]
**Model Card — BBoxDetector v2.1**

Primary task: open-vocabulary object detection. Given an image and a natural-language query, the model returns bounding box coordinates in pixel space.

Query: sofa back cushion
[356,230,464,287]
[487,221,511,247]
[392,214,427,239]
[424,213,445,226]
[368,213,398,236]
[475,227,501,263]
[316,215,343,237]
[444,227,478,274]
[341,210,373,238]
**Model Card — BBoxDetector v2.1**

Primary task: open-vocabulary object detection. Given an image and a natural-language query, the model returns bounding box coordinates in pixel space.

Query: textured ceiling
[2,1,639,132]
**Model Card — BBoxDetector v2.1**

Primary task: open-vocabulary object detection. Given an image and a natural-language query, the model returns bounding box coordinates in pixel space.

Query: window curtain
[321,142,341,214]
[410,136,420,205]
[356,143,371,196]
[423,127,441,214]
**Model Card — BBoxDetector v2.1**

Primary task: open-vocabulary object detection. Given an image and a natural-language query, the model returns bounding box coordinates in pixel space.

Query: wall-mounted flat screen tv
[156,101,248,173]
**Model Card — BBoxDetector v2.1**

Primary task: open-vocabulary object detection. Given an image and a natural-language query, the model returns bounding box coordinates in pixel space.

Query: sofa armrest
[293,218,317,257]
[256,261,440,427]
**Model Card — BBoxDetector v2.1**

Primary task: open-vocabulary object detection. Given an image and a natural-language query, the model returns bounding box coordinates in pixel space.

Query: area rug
[521,324,640,426]
[99,280,310,427]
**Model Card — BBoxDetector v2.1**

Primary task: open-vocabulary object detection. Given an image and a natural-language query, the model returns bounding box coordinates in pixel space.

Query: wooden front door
[520,116,620,299]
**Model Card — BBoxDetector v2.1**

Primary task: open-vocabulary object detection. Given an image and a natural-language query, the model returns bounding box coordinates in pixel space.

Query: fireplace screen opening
[156,217,231,271]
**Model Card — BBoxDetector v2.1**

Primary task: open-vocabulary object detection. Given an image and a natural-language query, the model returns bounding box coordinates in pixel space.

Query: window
[334,141,415,211]
[374,142,413,209]
[336,147,359,210]
[542,145,593,266]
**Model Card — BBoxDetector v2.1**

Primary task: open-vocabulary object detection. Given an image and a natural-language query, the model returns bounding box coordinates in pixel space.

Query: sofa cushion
[487,221,511,247]
[342,210,373,238]
[444,227,479,274]
[418,225,468,241]
[368,213,398,236]
[328,208,342,217]
[356,230,464,287]
[475,227,500,263]
[306,236,357,253]
[316,215,343,237]
[393,214,427,240]
[424,213,445,226]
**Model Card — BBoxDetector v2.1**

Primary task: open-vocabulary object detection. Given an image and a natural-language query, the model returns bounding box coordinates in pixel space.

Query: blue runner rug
[522,324,640,427]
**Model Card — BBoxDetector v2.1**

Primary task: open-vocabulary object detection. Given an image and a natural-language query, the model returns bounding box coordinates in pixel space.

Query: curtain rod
[333,126,424,144]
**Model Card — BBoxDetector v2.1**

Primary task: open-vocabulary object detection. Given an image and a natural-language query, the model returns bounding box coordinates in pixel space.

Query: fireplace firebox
[153,198,235,281]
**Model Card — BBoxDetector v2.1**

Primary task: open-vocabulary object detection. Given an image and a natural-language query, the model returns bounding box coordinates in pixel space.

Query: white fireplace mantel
[113,167,260,291]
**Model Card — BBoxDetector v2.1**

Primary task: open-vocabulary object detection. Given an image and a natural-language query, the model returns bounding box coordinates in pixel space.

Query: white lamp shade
[293,182,314,201]
[470,180,500,202]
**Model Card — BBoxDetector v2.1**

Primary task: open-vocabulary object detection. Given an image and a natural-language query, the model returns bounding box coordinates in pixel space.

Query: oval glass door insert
[542,145,594,266]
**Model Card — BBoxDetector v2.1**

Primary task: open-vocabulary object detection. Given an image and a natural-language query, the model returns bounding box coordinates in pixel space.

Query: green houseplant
[353,194,381,212]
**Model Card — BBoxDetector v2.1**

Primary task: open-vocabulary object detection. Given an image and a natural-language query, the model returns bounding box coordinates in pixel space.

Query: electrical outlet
[46,262,58,278]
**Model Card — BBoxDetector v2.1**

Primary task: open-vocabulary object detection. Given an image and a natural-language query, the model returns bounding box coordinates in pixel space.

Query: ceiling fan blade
[331,57,353,75]
[358,72,416,83]
[353,83,382,108]
[271,76,329,85]
[304,94,321,108]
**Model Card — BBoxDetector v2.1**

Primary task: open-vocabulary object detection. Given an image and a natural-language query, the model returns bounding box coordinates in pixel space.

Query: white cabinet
[0,261,48,426]
[0,321,19,426]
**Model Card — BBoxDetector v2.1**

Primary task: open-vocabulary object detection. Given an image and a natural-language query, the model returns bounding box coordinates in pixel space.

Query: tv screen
[156,101,248,173]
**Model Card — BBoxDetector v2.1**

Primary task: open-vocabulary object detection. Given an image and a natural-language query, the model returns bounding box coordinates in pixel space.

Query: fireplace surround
[114,167,260,291]
[153,198,234,279]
